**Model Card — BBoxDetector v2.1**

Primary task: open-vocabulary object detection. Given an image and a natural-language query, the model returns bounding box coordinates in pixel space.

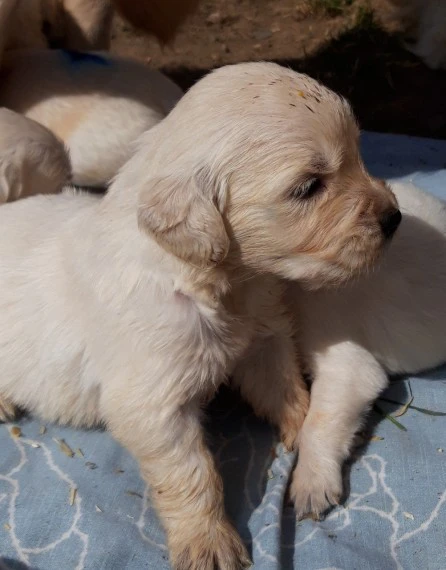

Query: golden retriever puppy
[0,49,182,188]
[0,62,399,569]
[0,107,70,203]
[388,0,446,69]
[288,181,446,518]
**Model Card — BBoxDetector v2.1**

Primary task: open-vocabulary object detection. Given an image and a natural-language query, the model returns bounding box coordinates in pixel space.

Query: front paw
[171,519,252,570]
[290,458,343,519]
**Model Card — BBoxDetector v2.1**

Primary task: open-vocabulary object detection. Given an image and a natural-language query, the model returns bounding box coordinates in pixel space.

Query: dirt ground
[110,0,446,140]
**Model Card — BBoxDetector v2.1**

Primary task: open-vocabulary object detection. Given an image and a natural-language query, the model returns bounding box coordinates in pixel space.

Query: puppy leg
[291,341,388,517]
[106,398,251,570]
[232,330,310,451]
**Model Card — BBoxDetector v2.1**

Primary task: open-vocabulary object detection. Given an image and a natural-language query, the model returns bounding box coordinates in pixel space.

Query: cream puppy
[388,0,446,69]
[0,107,70,203]
[289,181,446,517]
[0,48,182,188]
[0,62,399,569]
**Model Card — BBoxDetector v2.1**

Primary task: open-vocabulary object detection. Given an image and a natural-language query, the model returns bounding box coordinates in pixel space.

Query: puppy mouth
[307,229,389,285]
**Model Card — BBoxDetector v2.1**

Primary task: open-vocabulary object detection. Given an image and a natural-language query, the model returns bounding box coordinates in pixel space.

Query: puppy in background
[0,48,183,190]
[0,0,200,56]
[0,62,399,569]
[289,181,446,518]
[0,108,70,203]
[387,0,446,69]
[0,0,186,197]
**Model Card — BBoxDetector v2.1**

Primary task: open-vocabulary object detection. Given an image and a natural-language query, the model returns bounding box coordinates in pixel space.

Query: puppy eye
[290,177,324,200]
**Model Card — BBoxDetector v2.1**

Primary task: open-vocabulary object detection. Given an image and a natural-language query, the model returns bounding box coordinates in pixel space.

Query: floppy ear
[137,171,230,268]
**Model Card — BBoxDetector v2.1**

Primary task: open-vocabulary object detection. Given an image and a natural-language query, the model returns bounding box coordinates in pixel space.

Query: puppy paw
[290,460,343,519]
[0,395,18,423]
[171,519,251,570]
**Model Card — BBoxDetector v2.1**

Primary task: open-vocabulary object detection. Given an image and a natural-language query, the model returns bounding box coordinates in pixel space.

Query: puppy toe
[291,461,343,519]
[171,519,251,570]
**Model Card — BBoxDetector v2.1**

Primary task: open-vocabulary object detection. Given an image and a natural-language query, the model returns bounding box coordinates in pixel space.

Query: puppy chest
[171,291,253,378]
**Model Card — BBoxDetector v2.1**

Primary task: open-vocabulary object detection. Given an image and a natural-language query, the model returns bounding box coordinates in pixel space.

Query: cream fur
[388,0,446,69]
[0,0,183,193]
[0,48,182,189]
[0,107,71,203]
[0,62,398,568]
[289,181,446,517]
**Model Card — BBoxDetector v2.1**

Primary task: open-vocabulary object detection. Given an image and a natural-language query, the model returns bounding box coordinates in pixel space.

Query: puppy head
[136,62,400,285]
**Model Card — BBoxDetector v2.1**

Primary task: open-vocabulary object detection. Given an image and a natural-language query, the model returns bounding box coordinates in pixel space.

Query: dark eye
[290,177,324,200]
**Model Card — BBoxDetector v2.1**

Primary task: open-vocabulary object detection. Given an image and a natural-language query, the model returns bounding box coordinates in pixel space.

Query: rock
[253,29,272,41]
[207,11,222,25]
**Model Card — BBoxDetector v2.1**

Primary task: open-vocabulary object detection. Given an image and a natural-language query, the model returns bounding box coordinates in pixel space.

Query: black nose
[380,209,402,239]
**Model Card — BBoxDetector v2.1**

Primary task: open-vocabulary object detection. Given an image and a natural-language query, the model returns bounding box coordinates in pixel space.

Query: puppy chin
[276,249,382,290]
[275,256,351,289]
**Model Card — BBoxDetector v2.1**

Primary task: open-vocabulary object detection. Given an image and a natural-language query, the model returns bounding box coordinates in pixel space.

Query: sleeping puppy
[0,62,399,569]
[0,108,70,203]
[289,181,445,518]
[0,48,182,189]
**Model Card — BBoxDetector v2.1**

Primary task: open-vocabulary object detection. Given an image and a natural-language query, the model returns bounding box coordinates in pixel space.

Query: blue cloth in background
[1,132,445,570]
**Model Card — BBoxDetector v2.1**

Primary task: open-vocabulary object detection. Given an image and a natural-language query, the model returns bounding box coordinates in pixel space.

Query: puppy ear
[137,171,229,268]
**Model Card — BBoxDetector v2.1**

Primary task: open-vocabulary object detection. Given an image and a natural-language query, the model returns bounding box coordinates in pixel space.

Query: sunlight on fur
[0,62,400,570]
